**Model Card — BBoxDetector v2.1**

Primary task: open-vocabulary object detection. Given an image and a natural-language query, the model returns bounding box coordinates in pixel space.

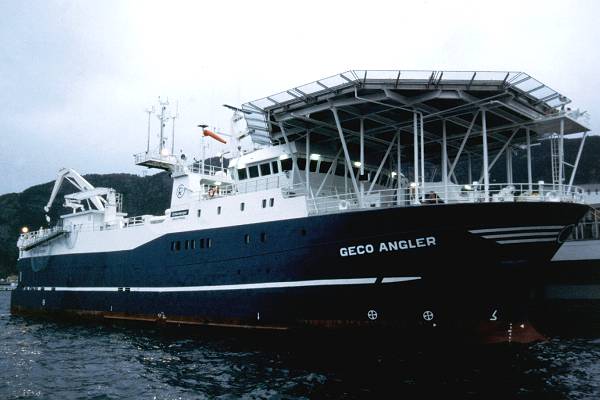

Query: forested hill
[1,137,599,277]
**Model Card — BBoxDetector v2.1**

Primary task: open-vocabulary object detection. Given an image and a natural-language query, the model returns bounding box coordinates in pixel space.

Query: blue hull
[11,202,589,341]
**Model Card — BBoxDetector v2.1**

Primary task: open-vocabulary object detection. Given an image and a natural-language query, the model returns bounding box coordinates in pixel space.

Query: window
[170,241,175,251]
[269,198,274,207]
[175,241,181,251]
[262,199,267,208]
[300,228,307,236]
[249,165,259,178]
[297,157,306,171]
[309,160,318,172]
[199,238,205,248]
[281,158,293,172]
[271,161,279,174]
[319,161,332,174]
[184,240,189,250]
[217,206,222,215]
[197,209,202,217]
[260,232,267,242]
[260,163,270,176]
[244,234,250,244]
[238,168,247,180]
[240,202,245,211]
[191,240,195,250]
[207,238,212,248]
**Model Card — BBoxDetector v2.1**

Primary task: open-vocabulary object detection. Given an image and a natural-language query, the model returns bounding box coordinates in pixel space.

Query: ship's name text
[339,236,437,257]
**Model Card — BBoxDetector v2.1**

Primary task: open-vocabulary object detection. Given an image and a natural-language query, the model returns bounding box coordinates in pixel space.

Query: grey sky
[1,0,599,195]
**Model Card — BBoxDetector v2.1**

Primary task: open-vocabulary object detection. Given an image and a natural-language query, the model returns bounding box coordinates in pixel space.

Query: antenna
[171,101,179,155]
[223,104,252,114]
[157,97,170,155]
[145,106,154,153]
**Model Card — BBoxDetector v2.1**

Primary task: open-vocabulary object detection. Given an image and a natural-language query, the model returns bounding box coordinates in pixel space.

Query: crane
[44,168,115,223]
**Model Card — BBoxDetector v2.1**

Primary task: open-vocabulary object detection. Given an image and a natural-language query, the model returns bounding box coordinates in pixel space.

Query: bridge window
[271,161,279,173]
[238,168,247,180]
[335,163,345,176]
[249,165,259,178]
[309,159,318,172]
[281,158,293,172]
[319,161,332,174]
[297,157,306,171]
[260,163,270,176]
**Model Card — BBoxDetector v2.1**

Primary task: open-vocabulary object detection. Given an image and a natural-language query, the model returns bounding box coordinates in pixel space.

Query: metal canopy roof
[241,70,590,163]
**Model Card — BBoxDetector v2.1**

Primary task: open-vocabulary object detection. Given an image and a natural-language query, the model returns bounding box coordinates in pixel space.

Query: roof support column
[526,128,532,193]
[559,118,565,191]
[413,112,419,203]
[306,130,310,195]
[368,132,399,195]
[360,118,365,204]
[481,109,490,202]
[567,131,588,192]
[480,128,519,182]
[278,123,302,186]
[506,146,513,185]
[397,130,402,206]
[332,107,362,207]
[442,120,448,201]
[420,113,425,197]
[448,111,479,178]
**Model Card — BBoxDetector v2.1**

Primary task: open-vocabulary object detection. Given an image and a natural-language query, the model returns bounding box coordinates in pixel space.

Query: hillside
[1,137,599,277]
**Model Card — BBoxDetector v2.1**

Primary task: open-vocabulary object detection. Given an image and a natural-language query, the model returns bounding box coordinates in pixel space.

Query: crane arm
[44,168,106,214]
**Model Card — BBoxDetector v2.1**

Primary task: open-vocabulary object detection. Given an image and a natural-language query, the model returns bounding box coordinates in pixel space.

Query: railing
[294,182,585,216]
[133,151,178,165]
[181,162,229,177]
[17,226,66,250]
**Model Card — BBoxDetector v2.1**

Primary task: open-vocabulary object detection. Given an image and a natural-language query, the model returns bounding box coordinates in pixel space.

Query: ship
[11,70,591,343]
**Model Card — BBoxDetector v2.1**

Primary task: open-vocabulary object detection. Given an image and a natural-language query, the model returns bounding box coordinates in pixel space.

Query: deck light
[353,161,361,167]
[214,181,222,186]
[409,182,417,188]
[21,226,29,234]
[391,172,397,177]
[279,154,289,160]
[310,154,321,160]
[463,184,472,191]
[160,148,170,156]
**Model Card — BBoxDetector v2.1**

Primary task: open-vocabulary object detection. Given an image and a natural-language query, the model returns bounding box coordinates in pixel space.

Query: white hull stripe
[469,225,563,234]
[23,276,422,293]
[481,231,560,239]
[496,238,557,244]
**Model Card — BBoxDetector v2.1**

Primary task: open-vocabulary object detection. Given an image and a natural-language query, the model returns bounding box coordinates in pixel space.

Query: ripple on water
[1,292,600,399]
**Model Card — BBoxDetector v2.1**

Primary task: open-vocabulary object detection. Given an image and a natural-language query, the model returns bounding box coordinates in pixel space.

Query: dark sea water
[1,292,600,400]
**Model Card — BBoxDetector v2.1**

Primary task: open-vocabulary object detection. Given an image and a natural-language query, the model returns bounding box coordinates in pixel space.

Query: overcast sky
[1,0,598,195]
